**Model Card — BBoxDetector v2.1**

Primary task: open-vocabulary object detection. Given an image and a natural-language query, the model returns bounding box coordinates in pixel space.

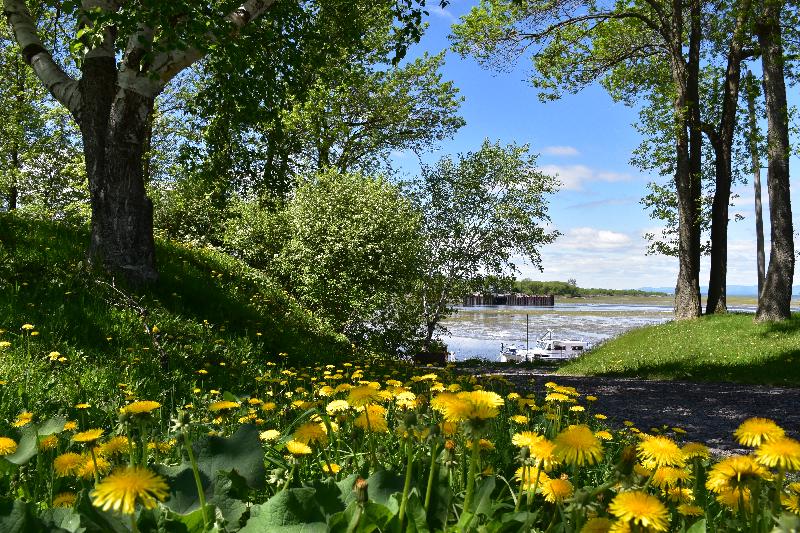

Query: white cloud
[558,227,633,250]
[429,5,457,21]
[541,145,580,156]
[538,164,637,191]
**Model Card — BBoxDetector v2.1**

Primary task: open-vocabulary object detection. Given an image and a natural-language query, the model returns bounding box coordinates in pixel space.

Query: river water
[440,302,748,361]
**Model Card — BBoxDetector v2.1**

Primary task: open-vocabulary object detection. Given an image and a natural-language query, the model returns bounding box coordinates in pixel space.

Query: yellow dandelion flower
[38,435,58,452]
[676,504,704,517]
[354,405,388,433]
[12,411,33,428]
[638,435,685,469]
[664,487,694,504]
[716,488,751,510]
[54,452,83,477]
[347,385,383,407]
[53,492,77,508]
[542,477,574,503]
[570,405,585,412]
[322,463,341,474]
[122,401,161,416]
[545,392,570,403]
[514,466,550,490]
[0,341,11,349]
[75,403,91,409]
[529,437,560,472]
[608,491,670,532]
[91,467,169,515]
[78,454,111,480]
[72,429,104,444]
[436,390,504,422]
[98,436,130,457]
[681,442,709,460]
[595,414,607,420]
[755,436,800,471]
[0,437,17,456]
[21,324,34,331]
[261,402,277,412]
[734,417,784,447]
[285,440,312,456]
[293,422,327,445]
[581,517,612,533]
[651,467,691,489]
[394,391,417,410]
[325,400,349,415]
[208,400,240,412]
[510,415,529,424]
[706,455,770,495]
[782,493,800,514]
[512,431,542,448]
[553,425,604,467]
[259,429,281,442]
[595,430,613,441]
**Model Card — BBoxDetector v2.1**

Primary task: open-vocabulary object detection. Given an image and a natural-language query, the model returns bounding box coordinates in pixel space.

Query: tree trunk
[705,0,751,315]
[671,0,702,319]
[755,0,794,321]
[744,72,766,299]
[8,150,19,210]
[80,57,158,284]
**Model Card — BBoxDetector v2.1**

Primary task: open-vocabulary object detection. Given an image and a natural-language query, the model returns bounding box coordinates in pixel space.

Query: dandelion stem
[514,464,527,512]
[89,447,101,486]
[424,441,439,511]
[131,513,139,533]
[399,439,414,530]
[182,431,210,531]
[463,438,481,513]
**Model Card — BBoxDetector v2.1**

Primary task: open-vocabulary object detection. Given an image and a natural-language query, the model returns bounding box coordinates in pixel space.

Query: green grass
[558,312,800,385]
[0,212,350,424]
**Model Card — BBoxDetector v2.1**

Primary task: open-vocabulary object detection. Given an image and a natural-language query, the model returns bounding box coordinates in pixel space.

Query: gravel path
[465,368,800,455]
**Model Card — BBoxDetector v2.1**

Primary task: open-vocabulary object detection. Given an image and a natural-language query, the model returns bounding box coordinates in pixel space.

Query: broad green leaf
[4,428,37,466]
[39,508,84,533]
[0,499,39,533]
[240,488,327,533]
[687,518,707,533]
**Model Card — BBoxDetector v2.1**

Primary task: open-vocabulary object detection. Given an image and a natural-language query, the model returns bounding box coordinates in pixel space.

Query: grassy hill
[0,212,350,423]
[559,312,800,386]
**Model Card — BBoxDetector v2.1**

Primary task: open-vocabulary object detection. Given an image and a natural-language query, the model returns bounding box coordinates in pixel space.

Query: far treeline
[511,280,669,298]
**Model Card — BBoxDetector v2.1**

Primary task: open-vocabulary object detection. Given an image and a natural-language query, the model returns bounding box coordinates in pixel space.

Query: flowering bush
[0,348,798,532]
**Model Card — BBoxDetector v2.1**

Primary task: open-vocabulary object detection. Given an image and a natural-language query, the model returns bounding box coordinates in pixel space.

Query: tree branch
[3,0,81,116]
[151,0,278,87]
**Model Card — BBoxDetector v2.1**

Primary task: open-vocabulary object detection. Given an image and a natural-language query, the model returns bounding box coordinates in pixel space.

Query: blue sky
[390,0,795,290]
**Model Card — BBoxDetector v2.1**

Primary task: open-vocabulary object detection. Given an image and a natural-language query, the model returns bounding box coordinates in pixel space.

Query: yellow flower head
[78,454,111,480]
[0,437,17,456]
[52,492,77,508]
[259,429,281,442]
[347,385,383,407]
[514,466,550,491]
[510,415,529,424]
[553,425,604,467]
[637,435,685,469]
[285,440,312,456]
[581,517,613,533]
[394,391,417,410]
[676,504,704,517]
[681,442,709,460]
[755,436,800,471]
[322,463,342,475]
[208,400,240,412]
[512,431,542,448]
[782,493,800,514]
[436,390,504,422]
[651,467,691,489]
[21,324,34,331]
[325,400,350,415]
[54,452,83,477]
[608,490,670,532]
[595,430,613,441]
[293,422,327,445]
[542,477,574,503]
[98,436,131,457]
[734,417,784,447]
[91,467,169,515]
[122,401,161,416]
[355,405,388,433]
[706,455,770,494]
[39,435,58,452]
[72,429,104,444]
[12,411,33,428]
[63,421,78,431]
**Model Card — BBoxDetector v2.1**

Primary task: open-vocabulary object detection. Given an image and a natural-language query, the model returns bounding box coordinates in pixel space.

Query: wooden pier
[462,293,555,306]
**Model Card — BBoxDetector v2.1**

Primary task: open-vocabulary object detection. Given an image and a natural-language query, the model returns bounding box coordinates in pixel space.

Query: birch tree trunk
[755,0,794,321]
[744,72,766,299]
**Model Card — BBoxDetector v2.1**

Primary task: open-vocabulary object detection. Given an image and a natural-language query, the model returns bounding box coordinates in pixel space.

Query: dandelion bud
[354,478,369,504]
[518,445,530,462]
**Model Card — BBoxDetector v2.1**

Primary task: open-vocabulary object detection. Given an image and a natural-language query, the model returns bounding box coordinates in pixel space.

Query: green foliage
[408,140,559,346]
[561,312,800,385]
[151,176,231,247]
[222,199,290,273]
[0,211,350,426]
[512,279,668,297]
[278,170,424,351]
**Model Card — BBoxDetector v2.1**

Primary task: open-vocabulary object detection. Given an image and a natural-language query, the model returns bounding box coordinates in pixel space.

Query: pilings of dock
[461,293,555,306]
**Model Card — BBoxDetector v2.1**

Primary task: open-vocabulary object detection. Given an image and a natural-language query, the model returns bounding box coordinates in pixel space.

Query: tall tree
[755,0,794,320]
[3,0,434,283]
[702,0,754,314]
[452,0,705,318]
[743,71,766,299]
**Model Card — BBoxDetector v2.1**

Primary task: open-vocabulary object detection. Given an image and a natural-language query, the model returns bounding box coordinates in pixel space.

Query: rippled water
[440,303,675,361]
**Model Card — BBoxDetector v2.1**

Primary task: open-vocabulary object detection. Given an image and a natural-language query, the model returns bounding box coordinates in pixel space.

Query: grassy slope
[0,213,350,422]
[558,313,800,386]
